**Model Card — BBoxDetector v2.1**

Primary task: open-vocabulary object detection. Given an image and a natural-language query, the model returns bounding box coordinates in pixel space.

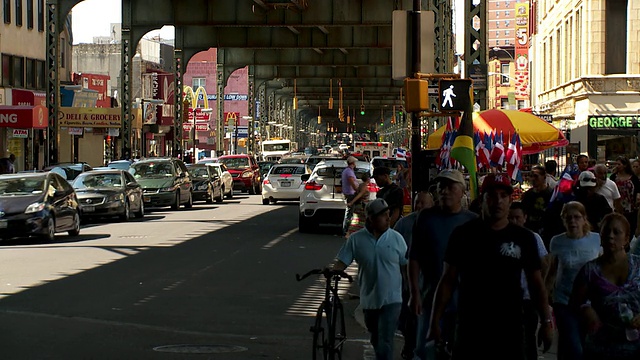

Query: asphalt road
[0,192,375,359]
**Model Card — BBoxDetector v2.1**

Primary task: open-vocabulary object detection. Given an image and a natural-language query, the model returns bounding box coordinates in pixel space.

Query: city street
[0,193,371,359]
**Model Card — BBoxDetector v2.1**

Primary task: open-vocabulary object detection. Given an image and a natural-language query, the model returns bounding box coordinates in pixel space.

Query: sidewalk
[352,303,559,360]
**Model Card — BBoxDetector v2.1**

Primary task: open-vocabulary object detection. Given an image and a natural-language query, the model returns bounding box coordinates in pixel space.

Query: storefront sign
[12,129,28,138]
[78,73,110,108]
[514,3,530,99]
[588,115,640,129]
[58,107,122,128]
[0,105,48,128]
[68,128,84,135]
[182,123,209,132]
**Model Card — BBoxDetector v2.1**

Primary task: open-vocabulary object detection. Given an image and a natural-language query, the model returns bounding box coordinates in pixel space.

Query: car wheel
[119,200,131,221]
[184,191,193,208]
[68,212,80,236]
[298,213,314,234]
[42,217,56,242]
[171,191,180,210]
[255,182,262,194]
[262,198,269,205]
[134,200,145,218]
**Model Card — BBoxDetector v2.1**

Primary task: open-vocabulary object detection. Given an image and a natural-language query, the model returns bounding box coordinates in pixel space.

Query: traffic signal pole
[410,0,421,208]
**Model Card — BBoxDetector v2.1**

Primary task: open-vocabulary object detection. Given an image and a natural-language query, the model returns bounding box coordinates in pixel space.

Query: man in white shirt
[593,163,622,212]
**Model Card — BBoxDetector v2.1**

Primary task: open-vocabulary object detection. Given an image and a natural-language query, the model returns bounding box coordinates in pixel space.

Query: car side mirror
[126,181,138,188]
[301,174,310,182]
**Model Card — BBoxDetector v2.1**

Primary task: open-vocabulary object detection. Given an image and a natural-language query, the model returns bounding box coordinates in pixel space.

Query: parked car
[261,163,311,205]
[186,164,223,203]
[106,160,133,170]
[197,157,218,165]
[0,172,81,242]
[128,158,193,210]
[217,154,262,194]
[71,170,144,221]
[258,161,276,179]
[43,163,93,182]
[205,163,234,199]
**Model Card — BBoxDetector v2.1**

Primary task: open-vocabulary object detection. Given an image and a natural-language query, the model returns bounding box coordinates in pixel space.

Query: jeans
[413,305,455,360]
[523,299,540,360]
[553,302,583,360]
[343,194,356,234]
[363,303,403,360]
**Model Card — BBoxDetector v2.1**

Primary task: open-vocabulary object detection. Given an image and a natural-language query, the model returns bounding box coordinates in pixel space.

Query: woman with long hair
[345,172,371,238]
[570,213,640,359]
[610,156,640,236]
[546,201,602,360]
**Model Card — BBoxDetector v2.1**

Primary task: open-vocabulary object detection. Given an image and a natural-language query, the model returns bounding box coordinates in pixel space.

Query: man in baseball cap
[330,197,408,359]
[480,172,514,195]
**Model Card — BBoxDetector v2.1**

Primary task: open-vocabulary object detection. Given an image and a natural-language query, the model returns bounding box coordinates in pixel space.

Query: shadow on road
[0,233,111,247]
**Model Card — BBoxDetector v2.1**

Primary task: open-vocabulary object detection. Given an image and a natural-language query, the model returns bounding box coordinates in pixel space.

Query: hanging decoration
[338,80,344,121]
[328,79,334,110]
[292,79,298,110]
[317,105,322,124]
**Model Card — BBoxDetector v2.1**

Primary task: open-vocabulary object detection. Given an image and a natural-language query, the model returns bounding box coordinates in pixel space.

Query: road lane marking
[261,228,297,250]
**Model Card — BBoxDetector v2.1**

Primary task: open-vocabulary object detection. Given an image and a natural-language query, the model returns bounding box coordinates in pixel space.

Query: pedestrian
[408,169,478,360]
[610,156,640,236]
[594,163,623,213]
[521,165,554,235]
[509,201,550,360]
[573,171,613,231]
[344,172,371,238]
[545,160,558,188]
[330,198,408,360]
[341,156,359,234]
[428,173,553,359]
[394,190,434,359]
[570,212,640,360]
[545,201,602,360]
[373,166,404,228]
[0,154,16,174]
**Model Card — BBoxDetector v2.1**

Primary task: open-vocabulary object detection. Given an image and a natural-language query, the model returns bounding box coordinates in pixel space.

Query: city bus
[260,139,297,162]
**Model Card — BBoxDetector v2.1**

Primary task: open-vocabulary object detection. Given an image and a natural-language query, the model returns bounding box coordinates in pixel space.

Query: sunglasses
[582,178,597,183]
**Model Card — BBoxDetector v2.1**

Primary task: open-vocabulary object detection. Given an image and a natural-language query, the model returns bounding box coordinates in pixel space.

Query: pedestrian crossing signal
[438,79,473,112]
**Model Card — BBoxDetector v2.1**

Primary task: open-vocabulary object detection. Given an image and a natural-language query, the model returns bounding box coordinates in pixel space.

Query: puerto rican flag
[489,131,505,168]
[505,132,522,180]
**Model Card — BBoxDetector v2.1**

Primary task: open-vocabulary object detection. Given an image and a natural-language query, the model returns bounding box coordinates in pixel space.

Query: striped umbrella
[427,109,568,155]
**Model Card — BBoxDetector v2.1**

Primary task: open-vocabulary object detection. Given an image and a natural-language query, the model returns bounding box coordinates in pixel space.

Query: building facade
[532,0,640,163]
[1,0,72,172]
[487,0,517,48]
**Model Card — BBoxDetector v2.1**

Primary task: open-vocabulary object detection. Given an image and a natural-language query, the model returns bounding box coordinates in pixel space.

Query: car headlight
[161,186,176,192]
[241,171,253,178]
[25,202,46,214]
[107,194,124,202]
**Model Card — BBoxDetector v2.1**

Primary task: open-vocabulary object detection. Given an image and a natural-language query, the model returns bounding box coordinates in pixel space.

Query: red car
[217,154,262,194]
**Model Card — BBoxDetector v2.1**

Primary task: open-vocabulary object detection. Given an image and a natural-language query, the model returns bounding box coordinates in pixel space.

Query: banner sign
[182,123,209,132]
[187,108,212,121]
[204,94,248,101]
[68,127,84,135]
[58,107,122,128]
[12,129,28,138]
[514,2,530,99]
[588,115,640,129]
[224,112,240,125]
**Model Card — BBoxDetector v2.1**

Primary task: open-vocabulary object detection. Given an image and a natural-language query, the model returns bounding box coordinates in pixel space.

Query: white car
[261,163,311,205]
[298,159,373,233]
[206,163,234,199]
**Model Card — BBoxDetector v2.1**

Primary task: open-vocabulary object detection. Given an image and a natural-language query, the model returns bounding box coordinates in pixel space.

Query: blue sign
[202,94,249,101]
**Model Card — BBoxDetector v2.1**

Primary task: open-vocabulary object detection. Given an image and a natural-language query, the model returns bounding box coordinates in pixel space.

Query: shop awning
[0,105,48,128]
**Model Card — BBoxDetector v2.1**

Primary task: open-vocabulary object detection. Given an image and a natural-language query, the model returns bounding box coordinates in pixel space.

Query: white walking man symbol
[442,85,457,108]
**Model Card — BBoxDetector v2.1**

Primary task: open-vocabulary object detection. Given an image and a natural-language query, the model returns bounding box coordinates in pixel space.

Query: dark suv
[128,158,193,210]
[217,154,261,194]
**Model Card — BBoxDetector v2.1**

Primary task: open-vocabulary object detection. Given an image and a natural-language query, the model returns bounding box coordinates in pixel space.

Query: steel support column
[120,0,133,159]
[45,0,59,166]
[248,66,255,154]
[465,0,488,110]
[216,57,224,156]
[173,27,185,158]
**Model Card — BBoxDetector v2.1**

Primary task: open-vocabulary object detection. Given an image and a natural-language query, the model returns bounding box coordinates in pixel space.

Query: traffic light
[360,105,365,115]
[438,79,473,111]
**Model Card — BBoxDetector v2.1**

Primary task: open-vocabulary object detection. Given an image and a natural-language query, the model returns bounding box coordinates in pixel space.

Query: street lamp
[492,46,514,60]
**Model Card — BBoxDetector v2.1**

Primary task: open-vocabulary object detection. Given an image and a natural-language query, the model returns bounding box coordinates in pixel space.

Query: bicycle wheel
[331,298,347,359]
[311,302,329,360]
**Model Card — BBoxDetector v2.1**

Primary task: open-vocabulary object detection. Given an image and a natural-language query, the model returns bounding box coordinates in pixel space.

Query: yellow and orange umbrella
[427,109,568,155]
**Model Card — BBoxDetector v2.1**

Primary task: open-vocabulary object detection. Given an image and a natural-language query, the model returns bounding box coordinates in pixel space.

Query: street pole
[234,118,239,155]
[192,107,197,163]
[410,0,421,209]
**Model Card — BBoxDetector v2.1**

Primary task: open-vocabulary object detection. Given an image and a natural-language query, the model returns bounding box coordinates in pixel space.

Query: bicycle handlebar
[296,268,354,283]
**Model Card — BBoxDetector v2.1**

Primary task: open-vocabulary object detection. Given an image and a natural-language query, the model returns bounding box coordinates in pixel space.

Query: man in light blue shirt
[332,198,408,360]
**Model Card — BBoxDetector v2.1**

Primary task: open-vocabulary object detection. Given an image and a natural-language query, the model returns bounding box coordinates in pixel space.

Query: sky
[71,0,174,44]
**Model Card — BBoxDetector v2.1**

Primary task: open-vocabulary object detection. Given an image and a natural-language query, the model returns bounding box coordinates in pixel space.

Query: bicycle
[296,268,354,360]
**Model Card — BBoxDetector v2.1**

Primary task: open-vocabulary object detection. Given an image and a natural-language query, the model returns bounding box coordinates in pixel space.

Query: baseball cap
[435,169,465,186]
[346,156,357,164]
[579,171,597,187]
[365,198,389,217]
[480,173,514,194]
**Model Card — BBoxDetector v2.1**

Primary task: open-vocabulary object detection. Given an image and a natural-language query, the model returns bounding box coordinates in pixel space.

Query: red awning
[0,105,48,128]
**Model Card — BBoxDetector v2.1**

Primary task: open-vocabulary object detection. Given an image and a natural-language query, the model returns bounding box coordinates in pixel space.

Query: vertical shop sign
[514,2,530,99]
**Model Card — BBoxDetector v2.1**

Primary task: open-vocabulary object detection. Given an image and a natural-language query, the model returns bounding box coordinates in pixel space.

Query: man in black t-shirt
[373,166,404,228]
[427,173,553,359]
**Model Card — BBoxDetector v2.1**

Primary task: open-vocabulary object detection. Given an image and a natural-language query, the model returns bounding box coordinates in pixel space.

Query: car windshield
[0,177,45,195]
[219,157,249,169]
[129,162,175,178]
[73,173,122,189]
[189,167,209,178]
[108,161,131,170]
[316,166,345,178]
[271,166,306,175]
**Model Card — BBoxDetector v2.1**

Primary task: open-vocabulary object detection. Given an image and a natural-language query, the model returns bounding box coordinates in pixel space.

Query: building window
[496,39,500,46]
[15,0,21,26]
[505,11,510,17]
[500,98,509,109]
[3,0,10,23]
[505,20,510,27]
[517,100,525,109]
[496,11,500,18]
[36,0,42,31]
[496,1,500,7]
[26,58,35,89]
[26,0,32,29]
[496,21,500,28]
[192,77,206,89]
[35,59,44,90]
[505,30,510,36]
[496,30,500,37]
[2,55,11,87]
[60,37,65,68]
[506,1,511,7]
[605,0,628,74]
[505,39,510,45]
[501,63,510,84]
[13,56,24,87]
